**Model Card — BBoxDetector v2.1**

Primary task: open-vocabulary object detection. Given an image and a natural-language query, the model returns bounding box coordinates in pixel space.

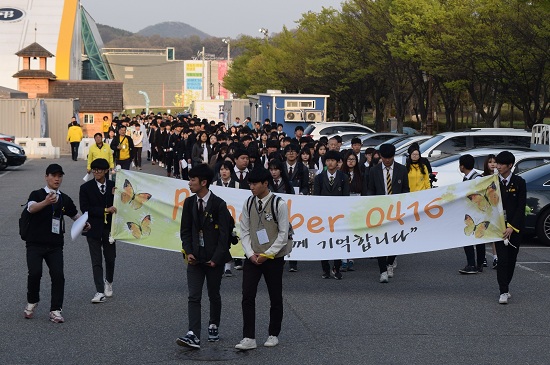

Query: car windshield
[374,136,407,149]
[419,135,445,154]
[518,162,550,181]
[430,154,461,167]
[395,137,428,155]
[304,125,316,135]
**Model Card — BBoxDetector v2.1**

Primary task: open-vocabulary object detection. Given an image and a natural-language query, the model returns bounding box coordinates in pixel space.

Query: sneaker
[91,292,106,303]
[223,269,233,277]
[235,337,257,350]
[391,258,397,269]
[288,267,297,272]
[458,265,478,274]
[380,271,389,283]
[477,265,483,273]
[341,262,348,272]
[347,260,355,271]
[321,271,331,279]
[208,324,219,342]
[24,303,38,319]
[387,265,394,278]
[176,331,201,349]
[234,259,243,270]
[492,258,498,269]
[499,293,509,304]
[264,335,279,347]
[332,267,342,280]
[49,310,64,323]
[483,258,488,267]
[104,280,113,297]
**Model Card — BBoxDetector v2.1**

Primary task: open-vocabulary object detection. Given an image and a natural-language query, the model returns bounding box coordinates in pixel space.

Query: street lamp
[259,28,269,39]
[422,71,434,135]
[222,38,231,62]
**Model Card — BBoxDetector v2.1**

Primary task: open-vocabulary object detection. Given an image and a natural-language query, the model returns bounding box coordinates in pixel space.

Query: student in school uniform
[283,144,309,195]
[313,150,350,280]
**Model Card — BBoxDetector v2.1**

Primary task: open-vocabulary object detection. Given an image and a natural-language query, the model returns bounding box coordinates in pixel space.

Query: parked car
[0,140,27,166]
[406,128,531,159]
[341,133,404,151]
[377,135,431,153]
[391,127,420,135]
[326,131,366,145]
[519,163,550,245]
[0,150,8,171]
[0,132,15,143]
[430,149,549,187]
[303,122,375,140]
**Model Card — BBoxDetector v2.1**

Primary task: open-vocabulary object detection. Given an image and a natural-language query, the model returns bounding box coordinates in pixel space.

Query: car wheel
[536,210,550,246]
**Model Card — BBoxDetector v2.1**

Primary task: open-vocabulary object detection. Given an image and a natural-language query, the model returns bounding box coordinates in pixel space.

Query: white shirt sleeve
[263,198,289,257]
[240,198,253,258]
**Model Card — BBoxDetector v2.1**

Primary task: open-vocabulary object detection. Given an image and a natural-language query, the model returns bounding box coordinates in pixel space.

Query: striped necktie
[386,167,393,195]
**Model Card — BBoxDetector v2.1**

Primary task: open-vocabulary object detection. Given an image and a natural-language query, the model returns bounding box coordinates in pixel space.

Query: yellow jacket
[87,143,115,170]
[66,125,83,142]
[408,163,431,192]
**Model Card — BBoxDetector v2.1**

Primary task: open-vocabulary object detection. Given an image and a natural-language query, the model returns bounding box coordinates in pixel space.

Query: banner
[111,171,506,260]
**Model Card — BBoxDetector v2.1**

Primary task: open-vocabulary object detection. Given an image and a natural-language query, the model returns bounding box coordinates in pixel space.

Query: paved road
[1,157,550,365]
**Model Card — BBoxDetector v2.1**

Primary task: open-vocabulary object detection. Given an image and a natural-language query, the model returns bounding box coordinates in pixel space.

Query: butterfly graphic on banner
[127,215,152,239]
[466,181,499,212]
[120,179,152,210]
[464,214,490,238]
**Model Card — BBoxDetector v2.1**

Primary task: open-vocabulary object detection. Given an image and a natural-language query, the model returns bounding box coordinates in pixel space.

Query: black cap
[90,158,110,170]
[379,143,396,158]
[46,163,64,175]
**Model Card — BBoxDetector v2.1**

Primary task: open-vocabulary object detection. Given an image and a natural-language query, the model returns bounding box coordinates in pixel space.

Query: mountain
[137,21,210,39]
[96,24,134,45]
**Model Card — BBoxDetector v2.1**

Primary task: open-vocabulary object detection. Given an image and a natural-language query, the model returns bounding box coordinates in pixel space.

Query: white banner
[111,171,505,260]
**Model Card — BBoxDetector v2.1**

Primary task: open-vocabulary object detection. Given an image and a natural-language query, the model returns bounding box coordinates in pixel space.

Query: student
[495,151,526,304]
[23,164,88,323]
[110,125,134,170]
[87,133,114,174]
[457,154,485,274]
[131,123,144,170]
[483,154,499,269]
[268,159,294,195]
[314,150,350,279]
[235,168,292,350]
[177,164,232,349]
[66,120,83,161]
[367,144,409,283]
[79,158,117,304]
[284,144,309,195]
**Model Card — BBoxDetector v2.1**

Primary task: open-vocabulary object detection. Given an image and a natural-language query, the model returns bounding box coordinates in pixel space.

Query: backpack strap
[246,196,255,217]
[270,195,281,224]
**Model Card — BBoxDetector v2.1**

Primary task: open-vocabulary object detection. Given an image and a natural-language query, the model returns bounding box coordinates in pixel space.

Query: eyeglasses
[347,158,357,162]
[91,168,107,173]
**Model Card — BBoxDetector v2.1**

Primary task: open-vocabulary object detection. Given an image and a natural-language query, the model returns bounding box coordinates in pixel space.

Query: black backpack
[19,203,31,241]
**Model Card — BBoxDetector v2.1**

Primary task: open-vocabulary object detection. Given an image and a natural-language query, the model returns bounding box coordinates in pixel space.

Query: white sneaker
[235,337,257,350]
[104,280,113,297]
[24,303,38,319]
[264,336,279,347]
[49,310,64,323]
[91,292,106,303]
[391,258,397,269]
[387,265,394,278]
[499,293,509,304]
[379,271,389,283]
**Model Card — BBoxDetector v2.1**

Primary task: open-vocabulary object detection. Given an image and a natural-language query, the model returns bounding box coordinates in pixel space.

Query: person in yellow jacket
[66,120,83,161]
[87,133,115,173]
[406,146,431,192]
[102,116,111,138]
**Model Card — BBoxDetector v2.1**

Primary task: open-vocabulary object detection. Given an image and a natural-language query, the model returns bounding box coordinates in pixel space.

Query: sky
[81,0,344,38]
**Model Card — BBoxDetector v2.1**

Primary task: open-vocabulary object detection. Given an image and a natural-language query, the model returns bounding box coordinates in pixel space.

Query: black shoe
[234,259,243,270]
[492,258,498,269]
[483,258,488,267]
[458,265,478,274]
[321,271,330,279]
[332,267,342,280]
[477,265,483,273]
[208,324,219,342]
[176,331,200,349]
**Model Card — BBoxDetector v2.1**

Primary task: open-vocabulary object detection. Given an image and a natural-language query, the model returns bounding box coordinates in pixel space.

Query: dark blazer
[367,162,410,195]
[231,170,250,190]
[110,134,134,160]
[285,162,309,195]
[269,178,294,195]
[213,179,240,188]
[180,193,232,265]
[79,179,115,239]
[501,174,526,238]
[314,170,350,196]
[191,143,213,167]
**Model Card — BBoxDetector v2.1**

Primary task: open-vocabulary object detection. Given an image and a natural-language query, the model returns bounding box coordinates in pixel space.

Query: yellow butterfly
[466,181,499,212]
[120,179,152,210]
[464,214,490,238]
[127,215,152,239]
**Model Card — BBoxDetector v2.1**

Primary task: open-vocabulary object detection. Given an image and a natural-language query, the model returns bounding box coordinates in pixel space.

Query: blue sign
[0,8,25,22]
[187,78,202,91]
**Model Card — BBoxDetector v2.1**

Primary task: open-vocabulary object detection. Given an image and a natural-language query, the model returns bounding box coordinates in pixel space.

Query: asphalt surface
[1,157,550,365]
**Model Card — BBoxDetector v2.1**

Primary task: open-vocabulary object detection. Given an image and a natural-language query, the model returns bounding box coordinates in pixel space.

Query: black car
[0,140,27,166]
[0,150,7,171]
[520,163,550,245]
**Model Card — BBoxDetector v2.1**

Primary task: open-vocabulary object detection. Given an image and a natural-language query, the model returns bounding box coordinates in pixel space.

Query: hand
[106,206,117,214]
[187,253,197,265]
[503,227,514,240]
[44,192,57,205]
[86,169,91,174]
[83,222,91,232]
[117,145,122,150]
[205,260,216,267]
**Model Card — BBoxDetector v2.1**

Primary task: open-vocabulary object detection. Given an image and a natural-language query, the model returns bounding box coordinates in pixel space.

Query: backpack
[19,203,31,241]
[246,195,294,240]
[209,195,239,247]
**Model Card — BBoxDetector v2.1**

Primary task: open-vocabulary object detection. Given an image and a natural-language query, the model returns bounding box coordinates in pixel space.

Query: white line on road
[517,264,550,279]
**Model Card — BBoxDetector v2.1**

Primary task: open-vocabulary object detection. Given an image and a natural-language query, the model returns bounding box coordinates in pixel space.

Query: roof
[15,42,55,58]
[37,80,124,112]
[0,86,28,99]
[12,69,57,79]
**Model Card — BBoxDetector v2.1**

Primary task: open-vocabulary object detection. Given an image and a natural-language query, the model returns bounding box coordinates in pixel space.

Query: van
[409,128,531,158]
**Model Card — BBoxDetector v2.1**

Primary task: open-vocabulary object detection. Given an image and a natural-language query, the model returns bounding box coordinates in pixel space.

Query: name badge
[52,217,61,234]
[256,229,269,245]
[199,230,205,247]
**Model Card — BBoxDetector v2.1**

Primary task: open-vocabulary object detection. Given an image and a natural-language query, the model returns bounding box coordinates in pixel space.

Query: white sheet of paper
[256,229,269,245]
[70,212,88,241]
[180,159,188,170]
[83,173,93,182]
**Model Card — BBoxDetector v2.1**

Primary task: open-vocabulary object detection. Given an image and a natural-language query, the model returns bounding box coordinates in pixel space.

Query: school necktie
[329,176,335,186]
[100,184,105,194]
[239,171,244,181]
[224,182,228,187]
[289,166,293,176]
[198,198,204,216]
[386,167,393,195]
[258,199,263,211]
[274,180,279,191]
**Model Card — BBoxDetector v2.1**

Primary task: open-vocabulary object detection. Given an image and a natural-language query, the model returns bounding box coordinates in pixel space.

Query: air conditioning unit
[285,110,303,121]
[305,111,323,122]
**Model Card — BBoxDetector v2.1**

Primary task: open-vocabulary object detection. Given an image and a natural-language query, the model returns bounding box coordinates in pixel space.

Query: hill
[137,21,210,39]
[96,24,134,45]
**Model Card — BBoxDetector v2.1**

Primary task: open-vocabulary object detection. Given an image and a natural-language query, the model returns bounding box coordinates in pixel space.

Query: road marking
[516,262,550,264]
[517,264,550,279]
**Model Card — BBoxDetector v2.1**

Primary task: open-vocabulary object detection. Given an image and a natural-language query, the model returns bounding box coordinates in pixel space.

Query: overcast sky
[81,0,344,38]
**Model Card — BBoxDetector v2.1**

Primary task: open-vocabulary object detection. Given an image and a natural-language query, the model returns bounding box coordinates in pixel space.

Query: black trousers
[464,244,486,268]
[187,263,224,339]
[495,238,520,294]
[242,257,284,339]
[321,259,341,272]
[87,231,116,293]
[117,158,132,170]
[377,256,396,273]
[26,244,65,311]
[165,152,174,175]
[70,142,80,161]
[133,147,142,167]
